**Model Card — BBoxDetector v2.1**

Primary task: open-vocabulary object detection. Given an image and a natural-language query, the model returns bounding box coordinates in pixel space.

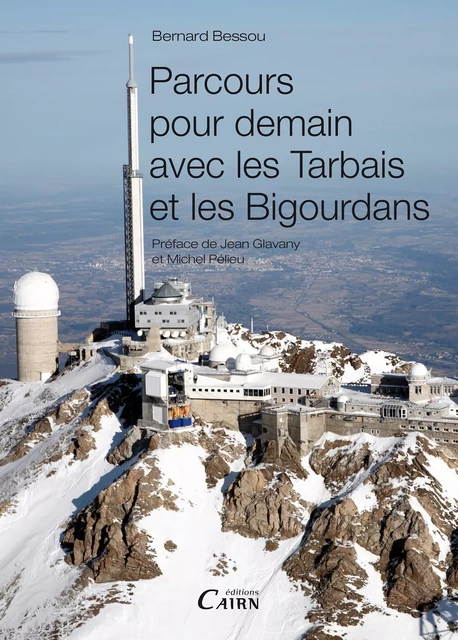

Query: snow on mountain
[224,323,406,384]
[0,355,458,639]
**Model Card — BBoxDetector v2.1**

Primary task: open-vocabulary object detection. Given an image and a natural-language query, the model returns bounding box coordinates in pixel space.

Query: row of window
[382,407,407,419]
[139,311,185,316]
[193,387,240,394]
[399,425,458,432]
[191,387,270,397]
[272,387,311,395]
[429,385,454,394]
[243,389,270,397]
[142,318,187,324]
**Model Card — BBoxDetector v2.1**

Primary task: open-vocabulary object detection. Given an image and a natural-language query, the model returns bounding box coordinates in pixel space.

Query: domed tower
[407,362,429,401]
[12,272,60,382]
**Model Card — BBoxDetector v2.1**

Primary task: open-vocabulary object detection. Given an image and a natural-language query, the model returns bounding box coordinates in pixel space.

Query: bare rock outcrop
[309,441,372,490]
[254,437,308,480]
[107,426,152,466]
[66,428,96,461]
[223,467,303,539]
[283,434,457,631]
[282,344,316,374]
[82,397,113,431]
[0,414,56,467]
[90,373,142,428]
[55,390,91,425]
[62,456,178,582]
[386,545,441,613]
[303,627,344,640]
[221,438,306,540]
[196,428,246,462]
[204,453,230,488]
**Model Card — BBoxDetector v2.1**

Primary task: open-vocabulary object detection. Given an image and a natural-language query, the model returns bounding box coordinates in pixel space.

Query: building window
[282,398,285,402]
[273,387,277,393]
[290,389,294,394]
[282,388,285,394]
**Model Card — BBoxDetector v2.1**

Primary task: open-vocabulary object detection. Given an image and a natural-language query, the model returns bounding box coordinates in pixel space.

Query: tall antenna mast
[123,33,145,327]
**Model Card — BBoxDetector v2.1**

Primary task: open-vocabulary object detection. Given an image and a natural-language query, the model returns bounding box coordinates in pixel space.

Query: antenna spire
[127,33,137,88]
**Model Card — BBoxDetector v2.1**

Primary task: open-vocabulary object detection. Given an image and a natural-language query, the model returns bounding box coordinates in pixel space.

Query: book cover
[0,2,457,638]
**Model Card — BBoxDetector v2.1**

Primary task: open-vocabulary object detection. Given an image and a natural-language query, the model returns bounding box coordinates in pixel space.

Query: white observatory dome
[409,362,428,379]
[13,272,59,312]
[209,342,239,364]
[235,353,252,371]
[259,345,276,357]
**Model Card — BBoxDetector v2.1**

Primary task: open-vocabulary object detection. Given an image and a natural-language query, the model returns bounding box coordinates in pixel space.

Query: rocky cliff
[0,354,457,639]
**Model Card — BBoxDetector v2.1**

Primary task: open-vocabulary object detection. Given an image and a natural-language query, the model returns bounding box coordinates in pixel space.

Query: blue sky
[1,0,457,201]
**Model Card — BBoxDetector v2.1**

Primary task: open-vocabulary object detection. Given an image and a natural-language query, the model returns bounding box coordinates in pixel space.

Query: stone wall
[190,398,263,430]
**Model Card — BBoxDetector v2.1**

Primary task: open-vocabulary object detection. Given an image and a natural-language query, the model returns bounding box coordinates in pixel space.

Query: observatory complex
[10,36,458,457]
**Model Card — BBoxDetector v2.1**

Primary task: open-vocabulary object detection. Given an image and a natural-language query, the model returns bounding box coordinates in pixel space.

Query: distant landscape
[1,188,458,380]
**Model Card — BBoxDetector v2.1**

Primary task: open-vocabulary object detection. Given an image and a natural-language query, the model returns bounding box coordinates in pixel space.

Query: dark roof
[152,282,181,299]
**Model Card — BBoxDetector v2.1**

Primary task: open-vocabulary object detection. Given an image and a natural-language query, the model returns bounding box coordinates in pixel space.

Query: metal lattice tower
[123,34,145,326]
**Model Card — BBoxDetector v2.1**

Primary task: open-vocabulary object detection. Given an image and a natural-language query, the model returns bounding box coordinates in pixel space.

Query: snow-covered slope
[0,356,458,639]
